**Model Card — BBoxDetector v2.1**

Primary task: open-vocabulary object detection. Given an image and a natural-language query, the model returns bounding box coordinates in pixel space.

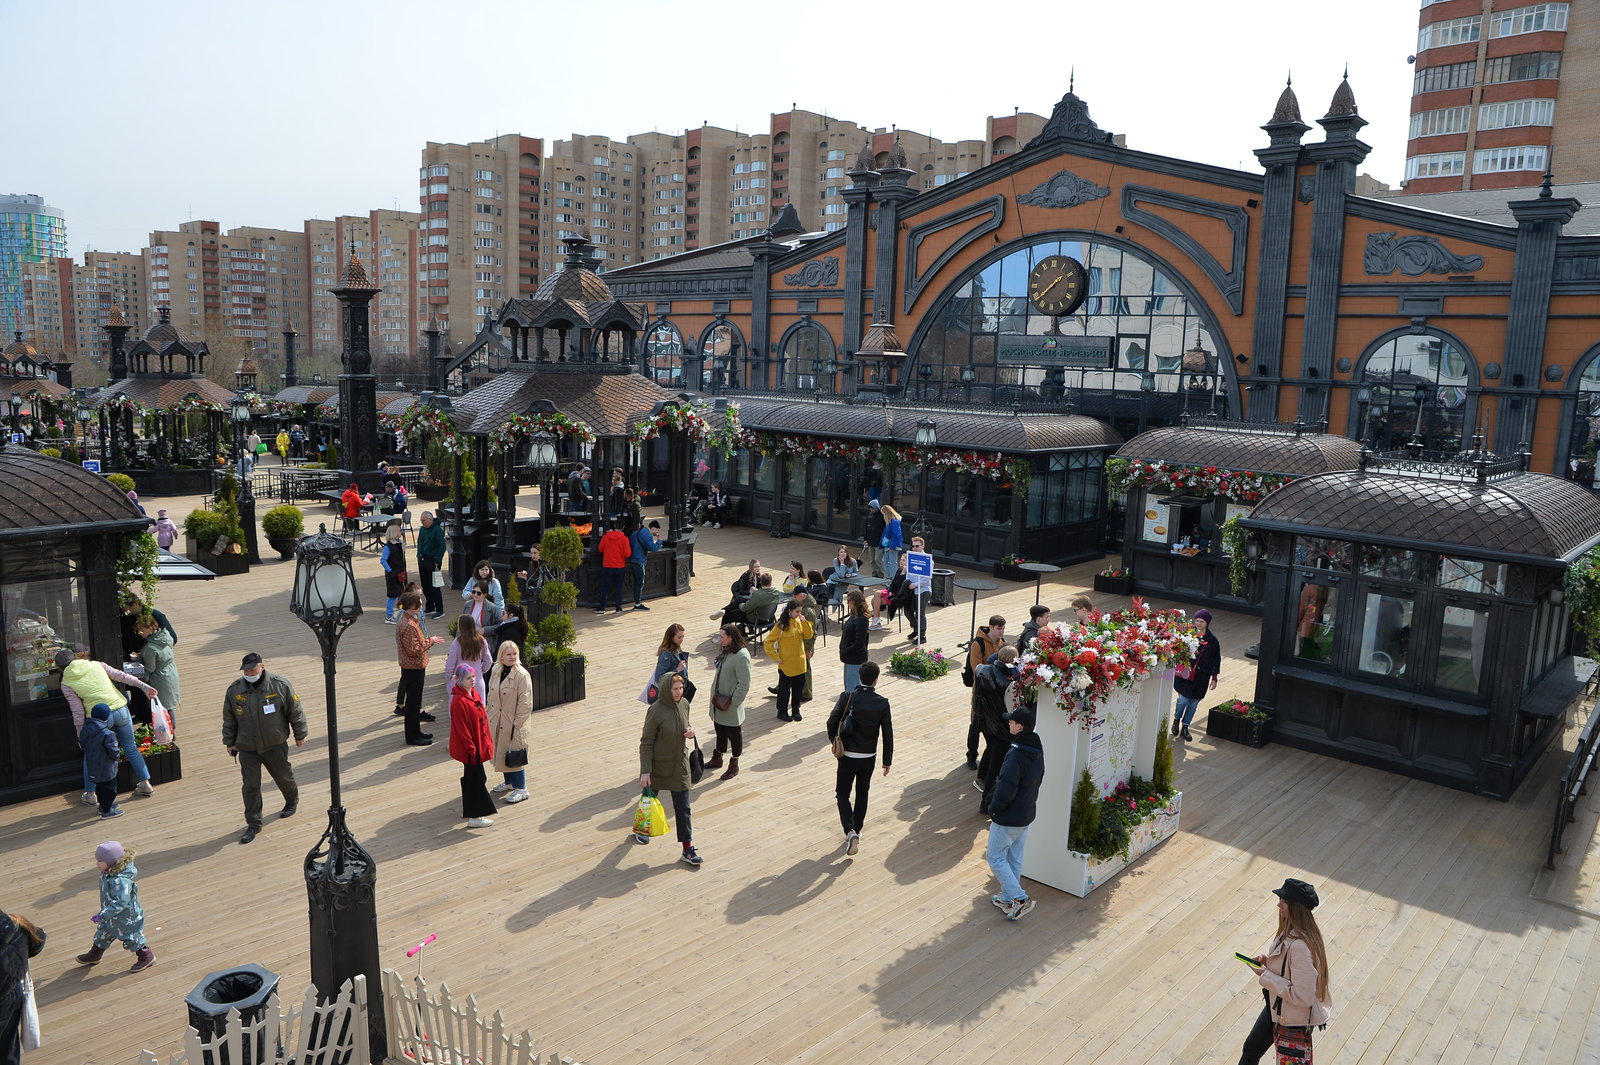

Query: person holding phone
[1238,878,1333,1063]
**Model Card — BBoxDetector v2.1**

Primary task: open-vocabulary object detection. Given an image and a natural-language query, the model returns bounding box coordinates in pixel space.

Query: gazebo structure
[2,330,76,435]
[1243,447,1600,798]
[0,442,149,806]
[1109,419,1364,609]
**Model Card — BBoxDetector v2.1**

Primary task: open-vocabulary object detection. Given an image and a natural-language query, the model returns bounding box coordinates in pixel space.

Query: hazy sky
[9,0,1422,256]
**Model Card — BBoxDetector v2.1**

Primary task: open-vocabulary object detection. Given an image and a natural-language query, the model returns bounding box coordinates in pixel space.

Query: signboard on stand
[81,459,102,474]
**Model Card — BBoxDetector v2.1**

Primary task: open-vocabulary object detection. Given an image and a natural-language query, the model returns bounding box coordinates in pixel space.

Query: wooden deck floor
[9,494,1600,1064]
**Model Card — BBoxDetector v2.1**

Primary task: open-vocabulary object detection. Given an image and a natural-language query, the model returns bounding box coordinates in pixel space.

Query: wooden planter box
[1205,711,1272,748]
[116,747,183,792]
[1093,573,1134,596]
[530,657,586,710]
[993,563,1029,582]
[414,483,450,502]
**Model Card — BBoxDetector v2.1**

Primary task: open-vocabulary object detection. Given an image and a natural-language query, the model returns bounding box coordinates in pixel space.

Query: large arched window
[1351,331,1475,453]
[1565,343,1600,483]
[644,320,684,386]
[699,319,745,391]
[916,236,1225,425]
[779,321,835,392]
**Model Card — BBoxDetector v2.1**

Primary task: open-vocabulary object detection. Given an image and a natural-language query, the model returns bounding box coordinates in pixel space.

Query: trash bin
[770,511,792,538]
[931,568,956,606]
[185,964,279,1065]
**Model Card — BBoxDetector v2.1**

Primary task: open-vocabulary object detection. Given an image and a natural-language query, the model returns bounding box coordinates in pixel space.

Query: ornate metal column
[330,249,382,491]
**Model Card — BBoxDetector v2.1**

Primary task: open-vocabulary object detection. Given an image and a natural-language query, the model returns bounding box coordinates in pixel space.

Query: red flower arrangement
[1015,597,1199,726]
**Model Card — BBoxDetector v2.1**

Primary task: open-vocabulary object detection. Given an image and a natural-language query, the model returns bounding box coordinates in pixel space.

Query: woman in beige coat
[1239,877,1333,1063]
[485,640,534,804]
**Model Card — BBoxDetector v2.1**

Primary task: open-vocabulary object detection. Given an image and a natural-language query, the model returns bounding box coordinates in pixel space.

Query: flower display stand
[1093,573,1134,596]
[1025,677,1181,898]
[117,746,183,792]
[1206,711,1272,748]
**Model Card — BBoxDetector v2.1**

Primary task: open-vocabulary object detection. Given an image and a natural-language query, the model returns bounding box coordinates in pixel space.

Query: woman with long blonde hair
[877,504,904,576]
[1239,878,1333,1063]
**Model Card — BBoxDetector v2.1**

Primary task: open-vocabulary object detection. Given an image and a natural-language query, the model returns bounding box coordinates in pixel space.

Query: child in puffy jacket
[76,840,155,972]
[79,703,123,820]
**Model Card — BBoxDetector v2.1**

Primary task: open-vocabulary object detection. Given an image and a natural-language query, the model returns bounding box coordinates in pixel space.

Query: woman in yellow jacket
[275,428,291,465]
[763,598,813,722]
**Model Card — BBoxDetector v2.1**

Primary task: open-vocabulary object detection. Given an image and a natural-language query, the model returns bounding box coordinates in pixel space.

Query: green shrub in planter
[261,505,305,539]
[540,526,584,574]
[540,580,577,614]
[38,448,61,458]
[184,510,227,551]
[106,472,136,494]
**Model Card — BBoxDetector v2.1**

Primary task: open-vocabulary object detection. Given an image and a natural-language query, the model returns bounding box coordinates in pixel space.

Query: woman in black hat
[1239,877,1333,1063]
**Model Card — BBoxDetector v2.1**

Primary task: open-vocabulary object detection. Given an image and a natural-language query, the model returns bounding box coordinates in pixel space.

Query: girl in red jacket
[448,665,497,828]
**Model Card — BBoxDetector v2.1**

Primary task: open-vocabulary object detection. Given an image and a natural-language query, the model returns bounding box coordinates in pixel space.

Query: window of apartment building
[428,252,449,263]
[1478,98,1555,130]
[592,202,610,213]
[475,254,500,266]
[475,203,495,214]
[424,165,448,178]
[554,198,574,208]
[622,223,632,232]
[1483,50,1563,83]
[427,235,448,246]
[824,222,844,233]
[428,182,449,195]
[622,163,633,173]
[1409,105,1471,138]
[556,181,574,192]
[1490,3,1568,37]
[1474,144,1548,172]
[591,219,609,229]
[823,204,845,215]
[592,156,609,166]
[1414,60,1475,94]
[475,169,496,181]
[825,150,846,162]
[474,237,500,248]
[1405,151,1467,180]
[824,167,845,179]
[474,220,499,232]
[476,187,498,198]
[1418,15,1481,49]
[554,213,577,224]
[426,218,448,229]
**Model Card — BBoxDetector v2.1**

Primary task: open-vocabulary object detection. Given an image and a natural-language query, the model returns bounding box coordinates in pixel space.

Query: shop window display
[1358,592,1414,678]
[4,573,88,703]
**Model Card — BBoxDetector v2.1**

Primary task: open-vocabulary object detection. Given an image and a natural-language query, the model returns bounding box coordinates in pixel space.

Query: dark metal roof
[450,363,683,437]
[0,446,147,538]
[92,375,236,410]
[732,396,1121,452]
[272,385,338,405]
[1246,470,1600,564]
[1117,422,1363,476]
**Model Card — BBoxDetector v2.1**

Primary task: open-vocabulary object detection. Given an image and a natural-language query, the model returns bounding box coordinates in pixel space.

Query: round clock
[1027,255,1088,317]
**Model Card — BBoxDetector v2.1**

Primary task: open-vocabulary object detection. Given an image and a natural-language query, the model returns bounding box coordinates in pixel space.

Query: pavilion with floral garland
[1107,417,1363,610]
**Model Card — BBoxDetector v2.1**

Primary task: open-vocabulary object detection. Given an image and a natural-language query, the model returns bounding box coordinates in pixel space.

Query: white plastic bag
[149,694,174,746]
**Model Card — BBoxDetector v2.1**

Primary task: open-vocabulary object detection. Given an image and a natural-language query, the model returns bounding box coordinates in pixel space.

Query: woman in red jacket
[340,482,364,533]
[448,665,497,828]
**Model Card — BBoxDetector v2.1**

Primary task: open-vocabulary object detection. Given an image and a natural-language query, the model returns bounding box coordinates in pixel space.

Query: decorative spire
[1326,69,1357,118]
[1269,73,1302,125]
[885,135,907,170]
[854,137,876,172]
[107,302,127,328]
[339,241,376,290]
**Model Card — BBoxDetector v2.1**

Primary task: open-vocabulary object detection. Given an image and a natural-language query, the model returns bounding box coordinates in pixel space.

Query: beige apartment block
[15,251,149,378]
[17,259,66,354]
[417,134,542,350]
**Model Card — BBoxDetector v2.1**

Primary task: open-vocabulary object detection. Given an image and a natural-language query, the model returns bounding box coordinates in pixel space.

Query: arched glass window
[644,321,683,386]
[918,237,1220,413]
[699,320,744,391]
[1353,333,1474,453]
[1566,346,1600,484]
[779,322,835,391]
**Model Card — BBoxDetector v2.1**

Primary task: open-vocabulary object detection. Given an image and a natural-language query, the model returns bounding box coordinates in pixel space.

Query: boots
[76,945,105,965]
[705,750,724,771]
[719,757,740,780]
[130,945,156,973]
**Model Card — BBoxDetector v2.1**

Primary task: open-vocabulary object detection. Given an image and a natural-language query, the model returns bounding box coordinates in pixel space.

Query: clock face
[1027,255,1088,317]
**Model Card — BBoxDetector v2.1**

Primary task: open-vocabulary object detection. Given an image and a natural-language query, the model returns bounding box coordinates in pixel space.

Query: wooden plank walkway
[7,492,1600,1064]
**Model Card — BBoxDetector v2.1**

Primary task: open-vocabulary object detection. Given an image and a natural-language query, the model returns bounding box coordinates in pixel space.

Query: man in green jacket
[222,652,309,844]
[416,510,447,619]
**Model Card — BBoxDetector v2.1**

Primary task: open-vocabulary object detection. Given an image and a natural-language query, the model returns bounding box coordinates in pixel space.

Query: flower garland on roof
[396,404,469,455]
[1015,598,1198,727]
[489,411,596,454]
[378,412,400,431]
[243,392,300,418]
[630,401,712,447]
[1105,457,1292,504]
[730,430,1019,482]
[314,403,339,422]
[99,394,149,415]
[171,395,224,415]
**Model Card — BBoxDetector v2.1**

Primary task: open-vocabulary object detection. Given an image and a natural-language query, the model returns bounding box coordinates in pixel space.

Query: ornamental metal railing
[1548,699,1600,870]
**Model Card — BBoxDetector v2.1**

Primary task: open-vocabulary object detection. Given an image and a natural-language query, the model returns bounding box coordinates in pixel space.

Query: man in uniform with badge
[222,652,309,844]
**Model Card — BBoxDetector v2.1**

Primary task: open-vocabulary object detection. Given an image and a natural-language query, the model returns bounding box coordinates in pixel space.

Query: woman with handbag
[838,591,870,694]
[485,640,534,804]
[827,660,892,855]
[653,624,693,702]
[0,910,45,1061]
[380,521,407,623]
[448,665,497,829]
[1239,878,1333,1064]
[762,599,813,722]
[706,624,752,780]
[1172,608,1222,741]
[637,672,702,865]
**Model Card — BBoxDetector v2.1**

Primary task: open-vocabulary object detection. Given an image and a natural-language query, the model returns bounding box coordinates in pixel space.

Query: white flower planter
[1061,792,1182,897]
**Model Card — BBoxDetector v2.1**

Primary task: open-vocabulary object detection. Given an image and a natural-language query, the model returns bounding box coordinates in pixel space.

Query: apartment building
[416,134,543,346]
[15,251,149,374]
[1404,0,1594,192]
[1,194,68,339]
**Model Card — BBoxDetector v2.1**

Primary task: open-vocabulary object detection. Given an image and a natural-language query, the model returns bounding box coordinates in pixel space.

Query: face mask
[244,671,265,685]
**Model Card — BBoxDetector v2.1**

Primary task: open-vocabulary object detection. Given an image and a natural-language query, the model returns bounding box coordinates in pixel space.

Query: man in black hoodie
[827,661,893,856]
[973,647,1019,815]
[1016,604,1051,656]
[987,705,1045,921]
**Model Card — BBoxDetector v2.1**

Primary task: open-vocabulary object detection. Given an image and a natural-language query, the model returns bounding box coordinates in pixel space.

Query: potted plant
[183,509,226,562]
[1205,698,1272,747]
[887,646,954,682]
[261,504,306,560]
[993,553,1030,581]
[1093,564,1134,596]
[115,723,183,791]
[526,525,586,708]
[416,437,453,501]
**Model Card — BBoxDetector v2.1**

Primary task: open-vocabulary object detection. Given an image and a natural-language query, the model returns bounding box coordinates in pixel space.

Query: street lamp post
[8,392,21,434]
[231,394,261,563]
[290,531,385,1062]
[76,406,91,452]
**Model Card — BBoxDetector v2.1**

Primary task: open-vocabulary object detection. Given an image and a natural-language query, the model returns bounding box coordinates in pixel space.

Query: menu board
[1141,502,1173,544]
[1222,503,1252,554]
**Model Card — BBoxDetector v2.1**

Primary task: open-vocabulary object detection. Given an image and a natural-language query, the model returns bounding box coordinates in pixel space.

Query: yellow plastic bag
[633,789,668,837]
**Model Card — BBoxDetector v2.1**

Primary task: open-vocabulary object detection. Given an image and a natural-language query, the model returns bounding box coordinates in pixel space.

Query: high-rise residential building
[417,134,543,346]
[15,251,149,373]
[1404,0,1594,192]
[1,194,68,337]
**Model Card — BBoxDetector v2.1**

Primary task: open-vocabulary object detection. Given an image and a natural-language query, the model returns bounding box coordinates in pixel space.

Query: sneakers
[680,846,704,866]
[384,616,396,625]
[713,523,722,529]
[134,780,154,797]
[505,789,529,804]
[990,894,1009,910]
[633,832,651,845]
[972,779,984,791]
[466,817,494,828]
[430,611,445,620]
[101,805,124,820]
[846,831,860,855]
[1005,897,1036,922]
[130,945,156,973]
[633,603,650,611]
[708,611,723,620]
[490,781,513,794]
[594,607,608,614]
[81,791,98,806]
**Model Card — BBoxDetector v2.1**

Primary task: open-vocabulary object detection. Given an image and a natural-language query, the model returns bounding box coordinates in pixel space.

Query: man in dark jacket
[973,647,1019,814]
[827,661,892,855]
[863,499,886,577]
[965,615,1007,767]
[1016,604,1051,655]
[416,511,447,618]
[223,652,309,845]
[987,705,1044,921]
[628,520,662,610]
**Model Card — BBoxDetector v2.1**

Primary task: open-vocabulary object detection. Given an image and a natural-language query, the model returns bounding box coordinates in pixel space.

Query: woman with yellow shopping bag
[636,673,702,865]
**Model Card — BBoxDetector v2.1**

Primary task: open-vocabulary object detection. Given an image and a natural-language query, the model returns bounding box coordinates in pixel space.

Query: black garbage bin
[770,511,792,538]
[185,964,280,1065]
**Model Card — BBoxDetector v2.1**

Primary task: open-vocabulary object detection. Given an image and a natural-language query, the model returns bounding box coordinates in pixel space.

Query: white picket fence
[138,974,369,1065]
[137,969,583,1065]
[383,968,583,1065]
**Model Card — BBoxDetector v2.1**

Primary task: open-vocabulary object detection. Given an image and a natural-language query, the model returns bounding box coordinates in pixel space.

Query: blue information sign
[906,551,933,578]
[81,459,102,473]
